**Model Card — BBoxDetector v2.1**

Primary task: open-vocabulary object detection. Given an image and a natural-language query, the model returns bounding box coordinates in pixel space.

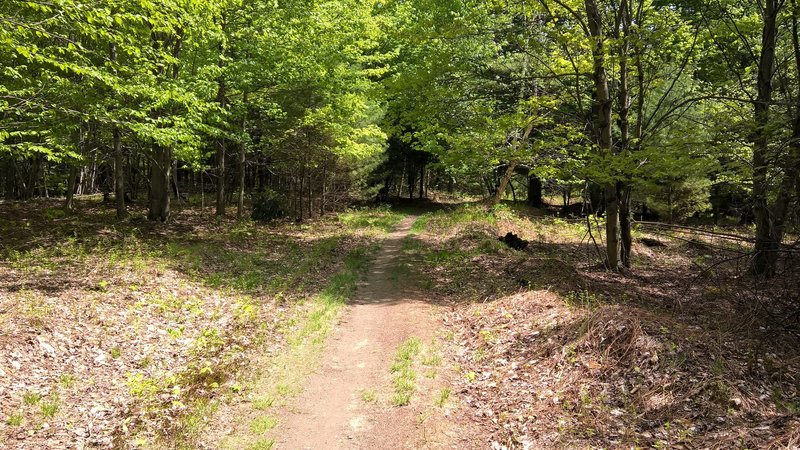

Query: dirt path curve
[275,216,447,450]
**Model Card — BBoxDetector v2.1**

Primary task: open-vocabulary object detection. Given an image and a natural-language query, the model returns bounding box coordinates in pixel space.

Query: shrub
[251,189,286,221]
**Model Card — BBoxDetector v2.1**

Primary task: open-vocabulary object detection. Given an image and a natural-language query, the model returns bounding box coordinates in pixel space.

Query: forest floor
[401,202,800,449]
[0,198,409,449]
[2,198,800,449]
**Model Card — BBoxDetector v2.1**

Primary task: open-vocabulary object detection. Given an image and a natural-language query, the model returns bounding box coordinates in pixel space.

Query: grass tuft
[6,412,24,426]
[434,388,451,408]
[360,388,377,403]
[249,416,278,434]
[23,391,41,406]
[391,337,422,406]
[40,396,59,418]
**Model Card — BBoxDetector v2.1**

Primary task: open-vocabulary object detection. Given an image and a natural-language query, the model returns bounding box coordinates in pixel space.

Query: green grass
[434,388,451,408]
[23,391,41,406]
[40,397,59,418]
[249,416,278,434]
[409,215,430,234]
[6,412,23,426]
[338,206,405,233]
[360,388,377,403]
[252,396,274,410]
[59,373,76,388]
[391,337,422,406]
[246,438,275,450]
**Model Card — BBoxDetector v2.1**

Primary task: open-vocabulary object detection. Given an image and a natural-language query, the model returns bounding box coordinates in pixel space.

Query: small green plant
[360,388,377,403]
[392,392,412,406]
[23,391,42,405]
[6,412,24,426]
[276,383,291,397]
[465,371,477,382]
[434,388,451,408]
[391,337,421,406]
[40,397,59,418]
[563,290,604,309]
[43,207,66,221]
[253,396,274,410]
[247,438,275,450]
[249,416,278,434]
[110,346,122,359]
[59,373,76,388]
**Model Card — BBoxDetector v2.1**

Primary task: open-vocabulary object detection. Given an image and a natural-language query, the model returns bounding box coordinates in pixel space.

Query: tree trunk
[585,0,618,269]
[751,0,781,276]
[491,163,517,206]
[147,145,172,222]
[527,173,543,207]
[619,184,632,268]
[617,1,633,268]
[214,17,227,216]
[419,162,425,199]
[65,166,77,211]
[237,97,247,219]
[113,128,127,218]
[4,158,16,200]
[407,161,415,199]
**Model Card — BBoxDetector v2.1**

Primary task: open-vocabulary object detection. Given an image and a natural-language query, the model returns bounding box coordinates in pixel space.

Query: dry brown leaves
[415,207,800,449]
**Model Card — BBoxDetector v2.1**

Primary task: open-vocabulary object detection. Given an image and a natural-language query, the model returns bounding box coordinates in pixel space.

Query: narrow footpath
[275,216,451,449]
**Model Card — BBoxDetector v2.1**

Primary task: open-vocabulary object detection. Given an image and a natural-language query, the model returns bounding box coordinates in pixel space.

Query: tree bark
[491,162,517,206]
[147,144,172,222]
[215,81,227,217]
[237,96,247,219]
[65,166,77,211]
[617,0,633,268]
[527,172,543,207]
[585,0,618,269]
[619,184,632,268]
[4,158,15,200]
[751,0,782,276]
[419,162,425,199]
[113,128,127,218]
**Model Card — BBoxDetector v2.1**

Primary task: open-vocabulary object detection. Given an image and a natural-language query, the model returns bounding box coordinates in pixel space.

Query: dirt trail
[275,216,449,450]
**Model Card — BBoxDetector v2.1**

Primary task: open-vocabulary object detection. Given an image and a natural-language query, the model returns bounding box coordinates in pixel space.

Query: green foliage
[251,189,286,222]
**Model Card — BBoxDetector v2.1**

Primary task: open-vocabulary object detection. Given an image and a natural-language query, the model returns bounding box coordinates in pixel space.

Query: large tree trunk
[750,0,800,276]
[751,0,781,276]
[585,0,618,269]
[113,128,127,218]
[527,172,543,207]
[147,145,172,222]
[617,0,633,268]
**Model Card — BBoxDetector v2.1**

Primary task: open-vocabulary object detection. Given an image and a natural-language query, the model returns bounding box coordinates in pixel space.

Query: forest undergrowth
[0,198,403,449]
[401,202,800,449]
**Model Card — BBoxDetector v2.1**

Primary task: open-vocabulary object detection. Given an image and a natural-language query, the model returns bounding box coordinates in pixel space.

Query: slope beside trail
[275,216,453,449]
